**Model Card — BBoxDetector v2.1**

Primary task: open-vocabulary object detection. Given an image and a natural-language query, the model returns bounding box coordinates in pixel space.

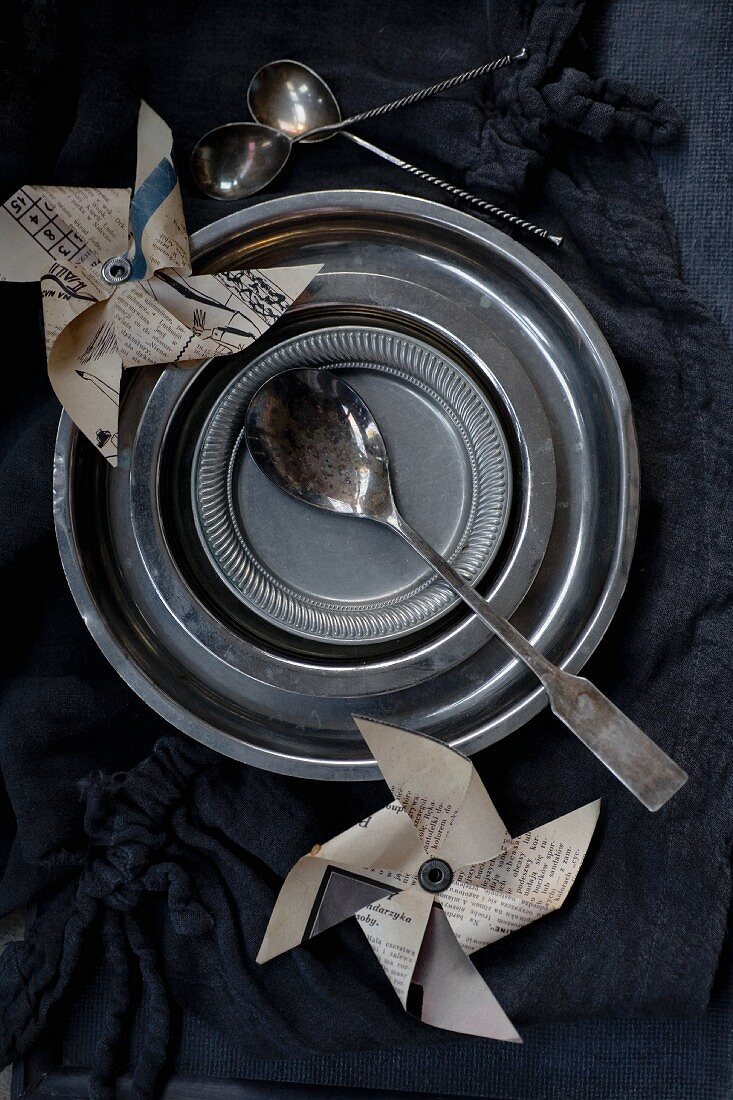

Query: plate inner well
[233,367,474,604]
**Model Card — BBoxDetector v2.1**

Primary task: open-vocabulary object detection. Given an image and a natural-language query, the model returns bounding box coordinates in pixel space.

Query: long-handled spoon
[192,54,562,246]
[247,52,528,142]
[192,50,522,196]
[245,368,687,811]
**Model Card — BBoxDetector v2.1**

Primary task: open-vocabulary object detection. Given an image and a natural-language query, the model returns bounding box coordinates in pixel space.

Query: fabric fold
[468,0,682,198]
[0,737,216,1096]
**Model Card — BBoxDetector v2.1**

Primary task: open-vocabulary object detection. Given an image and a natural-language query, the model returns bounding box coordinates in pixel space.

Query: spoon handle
[340,48,528,128]
[299,50,528,142]
[341,132,563,247]
[388,512,687,811]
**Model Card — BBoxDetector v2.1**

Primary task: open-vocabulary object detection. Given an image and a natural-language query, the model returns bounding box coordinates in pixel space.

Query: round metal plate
[195,326,512,644]
[53,190,639,780]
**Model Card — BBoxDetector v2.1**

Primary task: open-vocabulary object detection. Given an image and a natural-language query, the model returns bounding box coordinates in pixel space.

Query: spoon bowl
[248,59,342,142]
[246,369,396,521]
[191,122,291,200]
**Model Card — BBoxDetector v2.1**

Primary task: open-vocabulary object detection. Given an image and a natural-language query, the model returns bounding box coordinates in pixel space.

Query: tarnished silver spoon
[191,50,521,196]
[245,368,687,811]
[192,53,562,245]
[246,52,527,142]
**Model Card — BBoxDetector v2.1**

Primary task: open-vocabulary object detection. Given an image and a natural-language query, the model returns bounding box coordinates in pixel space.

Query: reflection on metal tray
[54,190,638,779]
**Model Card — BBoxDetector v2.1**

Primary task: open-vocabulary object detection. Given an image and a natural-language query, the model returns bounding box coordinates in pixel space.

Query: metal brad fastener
[101,255,132,285]
[418,858,453,894]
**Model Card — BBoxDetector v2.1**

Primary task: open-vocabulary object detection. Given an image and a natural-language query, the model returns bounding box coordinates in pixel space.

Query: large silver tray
[53,190,639,780]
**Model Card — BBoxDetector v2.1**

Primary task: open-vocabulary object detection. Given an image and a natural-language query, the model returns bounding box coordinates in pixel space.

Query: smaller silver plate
[194,327,512,644]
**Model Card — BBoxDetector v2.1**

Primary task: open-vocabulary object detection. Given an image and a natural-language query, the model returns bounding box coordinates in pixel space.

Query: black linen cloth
[1,0,732,1097]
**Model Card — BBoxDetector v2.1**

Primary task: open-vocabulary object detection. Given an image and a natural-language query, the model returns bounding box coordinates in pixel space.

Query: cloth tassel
[0,737,214,1099]
[0,890,99,1063]
[89,911,131,1100]
[125,913,170,1100]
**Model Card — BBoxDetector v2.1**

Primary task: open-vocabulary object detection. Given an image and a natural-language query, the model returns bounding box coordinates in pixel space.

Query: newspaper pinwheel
[259,717,599,1042]
[0,102,320,464]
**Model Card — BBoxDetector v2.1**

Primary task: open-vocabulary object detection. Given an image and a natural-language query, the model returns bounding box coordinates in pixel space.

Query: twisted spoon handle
[343,48,528,126]
[342,131,563,246]
[299,49,528,143]
[387,512,687,811]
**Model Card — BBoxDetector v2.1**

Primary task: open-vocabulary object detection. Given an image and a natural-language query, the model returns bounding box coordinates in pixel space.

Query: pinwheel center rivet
[101,255,132,285]
[418,857,453,894]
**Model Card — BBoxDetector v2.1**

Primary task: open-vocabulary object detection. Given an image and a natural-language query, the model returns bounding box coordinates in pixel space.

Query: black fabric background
[0,1,732,1097]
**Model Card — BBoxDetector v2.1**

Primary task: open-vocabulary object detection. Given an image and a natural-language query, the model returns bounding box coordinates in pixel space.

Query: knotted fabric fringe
[0,737,214,1099]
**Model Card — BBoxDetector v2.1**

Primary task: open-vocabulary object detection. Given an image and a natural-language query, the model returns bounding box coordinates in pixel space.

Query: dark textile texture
[593,0,733,343]
[0,0,732,1097]
[56,935,733,1099]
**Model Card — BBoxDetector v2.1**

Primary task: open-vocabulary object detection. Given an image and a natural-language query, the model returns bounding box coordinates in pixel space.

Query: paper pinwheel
[258,717,599,1042]
[0,102,320,464]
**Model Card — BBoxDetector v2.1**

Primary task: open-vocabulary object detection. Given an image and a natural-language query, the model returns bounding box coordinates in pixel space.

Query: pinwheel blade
[441,800,601,955]
[46,295,122,464]
[439,768,512,871]
[141,264,322,363]
[318,801,424,880]
[358,890,520,1042]
[128,101,190,278]
[40,258,107,357]
[409,904,521,1042]
[257,855,397,964]
[356,886,434,1008]
[354,717,508,865]
[0,184,129,283]
[258,802,425,964]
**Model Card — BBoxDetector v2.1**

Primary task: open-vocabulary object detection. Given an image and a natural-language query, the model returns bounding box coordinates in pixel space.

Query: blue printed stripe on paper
[128,157,178,279]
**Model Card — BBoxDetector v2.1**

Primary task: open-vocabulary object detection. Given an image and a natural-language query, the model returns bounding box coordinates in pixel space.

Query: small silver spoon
[192,54,562,246]
[247,52,528,142]
[191,51,521,196]
[245,368,687,811]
